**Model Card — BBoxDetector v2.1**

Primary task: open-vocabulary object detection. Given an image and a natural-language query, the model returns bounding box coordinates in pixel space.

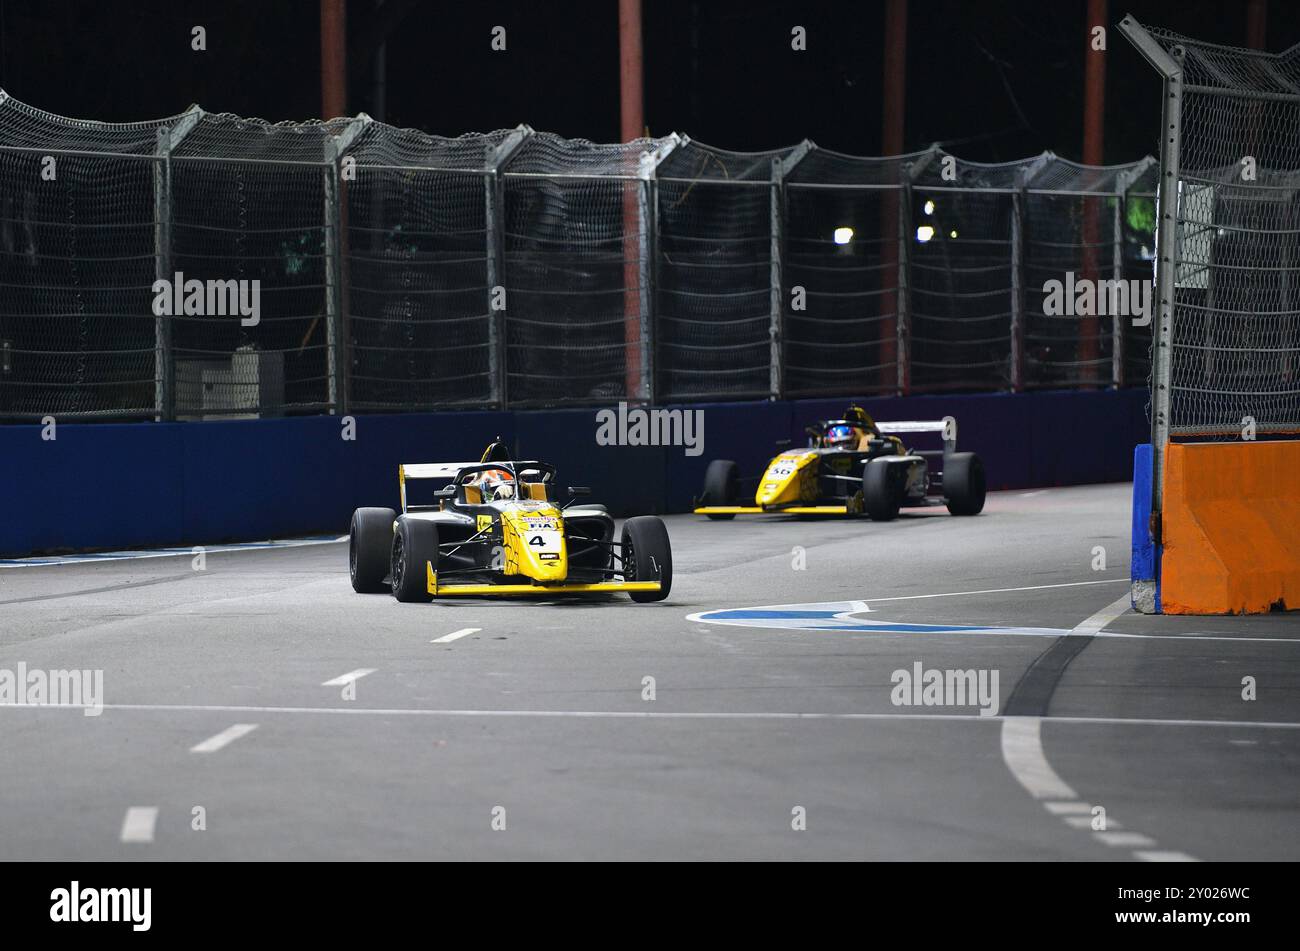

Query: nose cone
[504,509,568,581]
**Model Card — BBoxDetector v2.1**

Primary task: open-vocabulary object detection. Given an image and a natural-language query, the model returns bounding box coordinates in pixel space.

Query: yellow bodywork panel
[426,563,658,597]
[754,450,819,506]
[500,505,567,582]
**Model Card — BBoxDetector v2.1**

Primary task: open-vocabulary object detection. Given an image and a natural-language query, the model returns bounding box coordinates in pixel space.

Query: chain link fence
[1124,17,1300,443]
[0,88,1157,421]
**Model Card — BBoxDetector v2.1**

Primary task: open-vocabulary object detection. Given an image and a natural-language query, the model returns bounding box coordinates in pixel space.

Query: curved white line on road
[998,593,1202,862]
[1001,717,1076,799]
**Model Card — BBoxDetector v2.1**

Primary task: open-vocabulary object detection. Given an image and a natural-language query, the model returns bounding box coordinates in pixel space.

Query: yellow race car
[350,441,671,602]
[693,406,985,521]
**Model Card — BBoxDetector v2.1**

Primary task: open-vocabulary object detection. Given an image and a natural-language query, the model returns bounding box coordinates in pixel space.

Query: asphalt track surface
[1,483,1297,861]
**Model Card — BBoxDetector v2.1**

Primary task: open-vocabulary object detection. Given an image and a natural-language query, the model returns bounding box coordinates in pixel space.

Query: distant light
[949,230,959,238]
[833,227,854,245]
[923,200,935,216]
[916,225,935,243]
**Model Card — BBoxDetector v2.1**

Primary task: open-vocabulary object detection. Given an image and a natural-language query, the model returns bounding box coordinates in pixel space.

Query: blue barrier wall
[0,389,1149,557]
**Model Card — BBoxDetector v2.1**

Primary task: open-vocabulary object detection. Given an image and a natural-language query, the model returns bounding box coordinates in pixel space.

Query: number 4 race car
[349,441,671,603]
[693,405,985,521]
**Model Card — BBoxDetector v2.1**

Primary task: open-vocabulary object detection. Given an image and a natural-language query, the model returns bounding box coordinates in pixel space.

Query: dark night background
[0,0,1288,162]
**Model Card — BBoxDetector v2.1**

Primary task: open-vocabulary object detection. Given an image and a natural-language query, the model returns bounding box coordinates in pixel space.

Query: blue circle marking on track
[686,601,1071,637]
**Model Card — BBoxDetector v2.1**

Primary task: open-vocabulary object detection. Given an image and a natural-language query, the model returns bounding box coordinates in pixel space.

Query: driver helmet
[475,468,516,501]
[824,423,860,450]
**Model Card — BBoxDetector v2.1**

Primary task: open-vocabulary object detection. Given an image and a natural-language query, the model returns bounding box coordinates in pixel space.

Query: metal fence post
[897,149,936,396]
[1010,184,1026,393]
[485,125,532,409]
[1111,169,1133,389]
[1121,17,1184,523]
[769,140,811,401]
[636,136,679,405]
[323,116,370,417]
[152,106,201,421]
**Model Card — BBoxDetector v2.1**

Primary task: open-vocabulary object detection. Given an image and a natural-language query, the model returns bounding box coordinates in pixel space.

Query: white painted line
[1136,850,1199,862]
[1070,593,1133,636]
[2,703,1297,729]
[855,578,1127,605]
[0,536,347,568]
[1066,815,1120,830]
[321,668,376,687]
[190,723,259,754]
[1019,490,1047,497]
[1044,801,1092,815]
[1094,831,1157,848]
[120,807,158,843]
[432,627,480,644]
[1000,717,1077,800]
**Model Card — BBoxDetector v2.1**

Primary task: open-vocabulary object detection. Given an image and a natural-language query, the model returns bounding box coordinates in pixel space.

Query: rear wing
[398,462,475,512]
[875,419,957,454]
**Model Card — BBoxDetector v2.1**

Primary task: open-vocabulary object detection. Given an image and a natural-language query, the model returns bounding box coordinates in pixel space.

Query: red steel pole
[320,0,347,119]
[620,0,645,401]
[1079,0,1107,385]
[880,0,907,393]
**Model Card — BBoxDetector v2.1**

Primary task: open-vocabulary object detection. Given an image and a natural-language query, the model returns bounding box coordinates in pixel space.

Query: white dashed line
[1136,850,1199,862]
[190,723,259,754]
[432,627,480,644]
[321,668,376,687]
[1095,831,1158,848]
[1044,801,1093,815]
[120,807,158,843]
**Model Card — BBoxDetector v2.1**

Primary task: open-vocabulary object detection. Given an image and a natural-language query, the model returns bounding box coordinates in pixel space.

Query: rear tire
[943,451,986,516]
[391,518,439,603]
[863,458,902,521]
[622,516,672,602]
[350,507,395,593]
[700,459,739,520]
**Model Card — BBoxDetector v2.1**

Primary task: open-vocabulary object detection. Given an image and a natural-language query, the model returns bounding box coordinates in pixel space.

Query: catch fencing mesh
[1142,25,1300,437]
[0,88,1160,420]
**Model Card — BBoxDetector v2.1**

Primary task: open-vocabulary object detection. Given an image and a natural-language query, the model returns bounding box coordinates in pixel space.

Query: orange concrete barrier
[1161,441,1300,614]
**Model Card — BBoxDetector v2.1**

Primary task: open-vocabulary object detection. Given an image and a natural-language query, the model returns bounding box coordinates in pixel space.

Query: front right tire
[391,518,439,603]
[701,459,739,520]
[350,507,396,593]
[622,516,672,602]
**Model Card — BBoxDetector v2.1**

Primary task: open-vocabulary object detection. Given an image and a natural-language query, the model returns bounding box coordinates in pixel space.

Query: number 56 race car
[349,441,671,603]
[694,405,985,522]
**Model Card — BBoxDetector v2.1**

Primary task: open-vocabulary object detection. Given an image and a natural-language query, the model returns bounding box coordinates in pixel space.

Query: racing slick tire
[943,451,986,516]
[701,459,739,520]
[350,507,396,593]
[622,516,672,602]
[391,517,439,603]
[863,457,903,521]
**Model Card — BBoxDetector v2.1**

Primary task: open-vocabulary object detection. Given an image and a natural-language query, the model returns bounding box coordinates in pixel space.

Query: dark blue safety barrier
[0,389,1149,557]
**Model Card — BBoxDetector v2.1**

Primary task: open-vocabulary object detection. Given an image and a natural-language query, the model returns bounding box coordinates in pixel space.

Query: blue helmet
[824,424,858,449]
